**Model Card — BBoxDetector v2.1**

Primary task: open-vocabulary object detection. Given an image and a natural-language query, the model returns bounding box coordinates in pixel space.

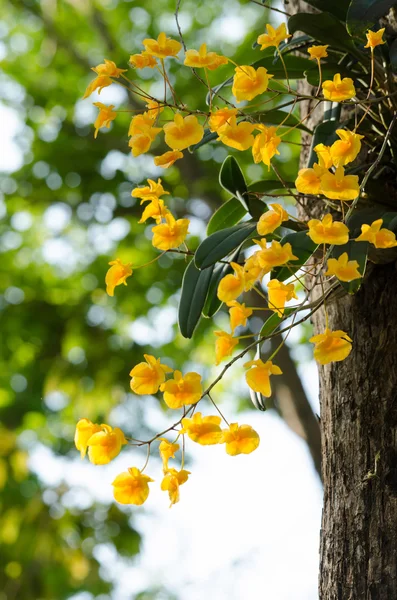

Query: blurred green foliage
[0,0,300,598]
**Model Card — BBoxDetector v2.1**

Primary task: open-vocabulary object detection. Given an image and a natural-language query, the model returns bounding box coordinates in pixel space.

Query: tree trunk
[286,2,397,597]
[317,263,397,600]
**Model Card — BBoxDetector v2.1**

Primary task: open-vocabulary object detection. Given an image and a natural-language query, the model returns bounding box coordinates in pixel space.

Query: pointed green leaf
[332,240,369,294]
[383,212,397,231]
[202,249,240,318]
[219,156,248,209]
[247,197,268,221]
[303,0,349,21]
[195,222,257,269]
[253,53,320,80]
[288,12,358,55]
[271,231,318,282]
[207,198,247,235]
[207,197,267,235]
[347,0,396,36]
[178,261,214,338]
[278,35,313,54]
[248,179,295,195]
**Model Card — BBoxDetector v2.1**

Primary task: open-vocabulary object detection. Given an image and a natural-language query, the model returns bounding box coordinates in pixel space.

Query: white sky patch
[0,104,24,172]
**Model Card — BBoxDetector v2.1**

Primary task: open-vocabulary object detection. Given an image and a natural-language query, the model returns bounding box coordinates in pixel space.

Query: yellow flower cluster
[83,28,299,171]
[181,413,259,456]
[77,20,396,511]
[211,116,282,168]
[75,388,261,507]
[74,419,127,464]
[296,132,362,200]
[217,238,297,305]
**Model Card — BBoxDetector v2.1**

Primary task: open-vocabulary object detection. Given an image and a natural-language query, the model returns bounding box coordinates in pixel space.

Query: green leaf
[347,0,396,36]
[256,109,312,133]
[253,53,319,80]
[288,12,358,55]
[207,198,247,235]
[271,231,318,281]
[382,212,397,231]
[202,257,236,318]
[195,222,256,270]
[278,35,313,54]
[178,261,214,338]
[248,179,295,195]
[190,129,217,152]
[207,197,267,235]
[219,156,248,209]
[332,240,369,294]
[303,0,350,21]
[308,120,340,167]
[247,197,268,221]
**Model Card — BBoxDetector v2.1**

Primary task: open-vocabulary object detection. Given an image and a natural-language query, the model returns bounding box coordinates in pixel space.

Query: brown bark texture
[286,1,397,598]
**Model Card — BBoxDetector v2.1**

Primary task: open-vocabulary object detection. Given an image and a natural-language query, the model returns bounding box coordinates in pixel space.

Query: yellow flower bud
[161,468,190,507]
[105,259,133,296]
[74,419,101,459]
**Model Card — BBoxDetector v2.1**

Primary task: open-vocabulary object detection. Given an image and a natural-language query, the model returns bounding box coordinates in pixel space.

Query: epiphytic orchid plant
[74,0,397,508]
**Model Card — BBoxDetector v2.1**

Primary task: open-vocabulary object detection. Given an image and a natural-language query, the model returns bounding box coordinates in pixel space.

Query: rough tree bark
[286,1,397,597]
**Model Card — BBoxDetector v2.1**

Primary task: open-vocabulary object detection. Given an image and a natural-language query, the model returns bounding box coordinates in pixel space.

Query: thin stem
[134,252,166,270]
[141,443,151,472]
[315,58,323,97]
[277,48,290,92]
[249,0,291,15]
[355,49,376,130]
[208,392,230,426]
[204,67,212,113]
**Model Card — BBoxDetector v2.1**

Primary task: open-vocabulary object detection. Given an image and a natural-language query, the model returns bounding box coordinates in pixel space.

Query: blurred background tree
[0,1,320,598]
